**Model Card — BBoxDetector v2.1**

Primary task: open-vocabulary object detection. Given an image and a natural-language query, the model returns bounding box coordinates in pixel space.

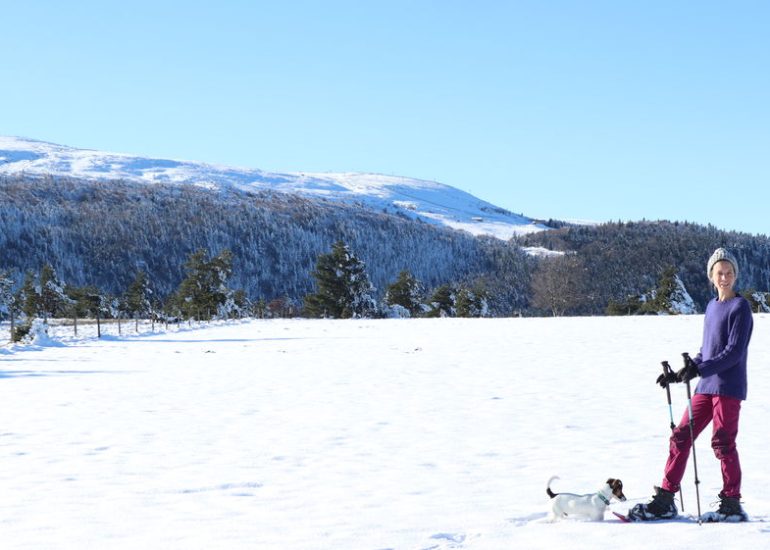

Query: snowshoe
[701,493,749,523]
[626,486,678,521]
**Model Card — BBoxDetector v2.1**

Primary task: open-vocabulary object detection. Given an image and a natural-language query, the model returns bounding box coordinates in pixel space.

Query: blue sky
[3,1,769,235]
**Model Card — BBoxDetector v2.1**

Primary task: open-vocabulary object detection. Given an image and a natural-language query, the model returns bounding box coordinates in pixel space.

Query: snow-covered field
[2,316,769,549]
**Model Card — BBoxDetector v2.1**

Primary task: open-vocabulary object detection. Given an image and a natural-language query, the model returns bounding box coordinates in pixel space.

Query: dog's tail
[546,476,560,499]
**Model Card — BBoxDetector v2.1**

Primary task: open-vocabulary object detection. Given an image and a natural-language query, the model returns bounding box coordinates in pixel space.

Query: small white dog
[546,475,626,522]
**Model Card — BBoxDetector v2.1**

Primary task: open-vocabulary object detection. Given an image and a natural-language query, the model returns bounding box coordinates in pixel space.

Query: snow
[2,315,769,549]
[521,246,566,258]
[0,136,549,240]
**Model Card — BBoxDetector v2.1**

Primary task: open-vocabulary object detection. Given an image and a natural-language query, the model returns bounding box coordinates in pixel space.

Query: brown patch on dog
[607,478,627,502]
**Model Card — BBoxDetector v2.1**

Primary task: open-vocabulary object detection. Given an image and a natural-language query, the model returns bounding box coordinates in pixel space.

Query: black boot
[627,487,678,521]
[702,493,748,522]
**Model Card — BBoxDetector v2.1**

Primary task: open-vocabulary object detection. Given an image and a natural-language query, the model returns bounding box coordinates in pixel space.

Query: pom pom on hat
[707,248,738,280]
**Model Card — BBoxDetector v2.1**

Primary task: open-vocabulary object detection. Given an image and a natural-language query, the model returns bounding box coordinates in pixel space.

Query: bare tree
[531,254,589,316]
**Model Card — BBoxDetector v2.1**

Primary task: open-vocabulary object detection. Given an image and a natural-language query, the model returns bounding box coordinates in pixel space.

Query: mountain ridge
[0,135,548,240]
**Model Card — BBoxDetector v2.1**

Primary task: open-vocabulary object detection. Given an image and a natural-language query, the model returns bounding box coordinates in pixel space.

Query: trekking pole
[681,353,702,523]
[661,361,684,512]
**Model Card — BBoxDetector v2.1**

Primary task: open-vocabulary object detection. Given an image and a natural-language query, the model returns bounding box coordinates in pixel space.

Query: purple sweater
[692,295,753,400]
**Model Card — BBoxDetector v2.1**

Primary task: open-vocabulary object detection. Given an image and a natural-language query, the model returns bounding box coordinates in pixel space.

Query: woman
[628,248,753,522]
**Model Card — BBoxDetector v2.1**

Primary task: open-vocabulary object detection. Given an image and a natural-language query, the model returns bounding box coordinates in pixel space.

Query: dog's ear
[607,478,623,490]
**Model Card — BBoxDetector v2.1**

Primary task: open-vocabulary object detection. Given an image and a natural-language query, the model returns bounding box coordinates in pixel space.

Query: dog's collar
[597,493,610,506]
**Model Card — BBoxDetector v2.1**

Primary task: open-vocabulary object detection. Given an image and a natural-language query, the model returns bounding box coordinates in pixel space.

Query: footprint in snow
[507,512,549,525]
[421,532,466,549]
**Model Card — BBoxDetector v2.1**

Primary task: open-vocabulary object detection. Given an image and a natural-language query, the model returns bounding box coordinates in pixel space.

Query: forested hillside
[0,175,532,315]
[517,221,770,314]
[3,175,769,318]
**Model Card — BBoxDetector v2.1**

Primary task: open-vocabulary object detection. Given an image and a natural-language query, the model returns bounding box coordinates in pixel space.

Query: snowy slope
[2,316,769,549]
[0,136,548,239]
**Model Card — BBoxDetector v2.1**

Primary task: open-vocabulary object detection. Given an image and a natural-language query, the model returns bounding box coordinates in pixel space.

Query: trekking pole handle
[661,360,674,377]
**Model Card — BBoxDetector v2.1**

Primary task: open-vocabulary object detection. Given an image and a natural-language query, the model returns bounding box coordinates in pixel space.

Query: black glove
[676,354,700,383]
[656,369,678,388]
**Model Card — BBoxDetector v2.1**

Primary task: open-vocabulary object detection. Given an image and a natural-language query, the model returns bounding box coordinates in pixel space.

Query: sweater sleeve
[697,299,753,378]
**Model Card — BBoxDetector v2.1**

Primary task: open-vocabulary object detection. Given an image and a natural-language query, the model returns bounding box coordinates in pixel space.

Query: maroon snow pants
[661,393,743,499]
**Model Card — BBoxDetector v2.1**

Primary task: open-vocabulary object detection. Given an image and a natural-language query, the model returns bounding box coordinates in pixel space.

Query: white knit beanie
[707,248,739,280]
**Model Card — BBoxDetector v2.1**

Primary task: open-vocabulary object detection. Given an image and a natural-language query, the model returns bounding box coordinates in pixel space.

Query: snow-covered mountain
[0,136,547,239]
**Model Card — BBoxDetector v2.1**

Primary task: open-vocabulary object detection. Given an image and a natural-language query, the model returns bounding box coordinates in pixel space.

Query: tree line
[1,248,244,341]
[1,240,499,342]
[4,176,770,322]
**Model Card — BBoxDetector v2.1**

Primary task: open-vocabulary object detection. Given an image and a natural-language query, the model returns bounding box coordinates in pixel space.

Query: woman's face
[711,260,736,293]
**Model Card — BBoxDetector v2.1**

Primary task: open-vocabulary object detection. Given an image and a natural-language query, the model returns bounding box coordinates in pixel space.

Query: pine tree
[64,285,101,318]
[16,270,38,320]
[172,249,235,320]
[38,264,73,320]
[426,284,455,318]
[0,270,14,320]
[124,270,153,319]
[384,270,424,317]
[174,249,208,319]
[254,298,267,319]
[210,249,236,318]
[455,283,489,317]
[304,241,377,318]
[639,266,697,315]
[607,266,697,315]
[643,266,678,313]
